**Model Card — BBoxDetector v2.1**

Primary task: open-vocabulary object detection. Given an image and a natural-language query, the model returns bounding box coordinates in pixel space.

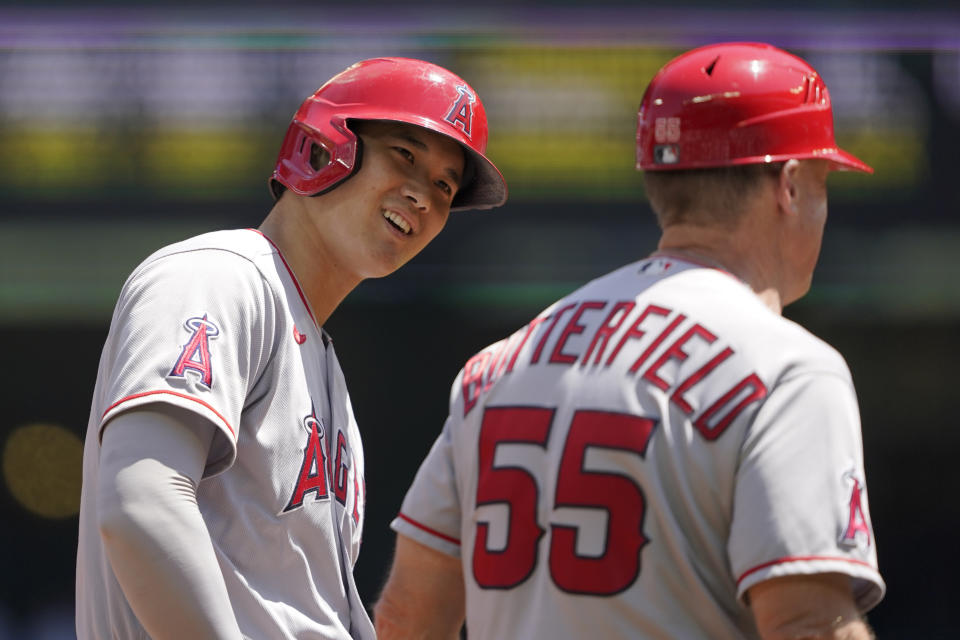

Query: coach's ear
[747,572,872,639]
[775,159,802,216]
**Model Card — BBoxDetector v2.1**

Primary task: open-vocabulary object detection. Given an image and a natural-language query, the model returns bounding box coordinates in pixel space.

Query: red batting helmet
[270,57,507,211]
[636,42,872,173]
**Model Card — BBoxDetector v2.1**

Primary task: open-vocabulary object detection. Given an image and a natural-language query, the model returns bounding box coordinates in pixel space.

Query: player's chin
[381,238,435,276]
[363,251,415,279]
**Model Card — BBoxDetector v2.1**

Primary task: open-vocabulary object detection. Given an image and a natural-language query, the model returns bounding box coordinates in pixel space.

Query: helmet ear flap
[306,133,363,198]
[269,116,362,200]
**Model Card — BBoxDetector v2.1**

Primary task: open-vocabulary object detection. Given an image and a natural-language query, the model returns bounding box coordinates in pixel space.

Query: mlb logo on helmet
[655,145,680,164]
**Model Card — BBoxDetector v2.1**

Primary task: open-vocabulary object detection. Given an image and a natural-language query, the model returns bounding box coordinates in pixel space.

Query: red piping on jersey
[248,228,319,331]
[736,555,876,587]
[397,513,461,546]
[102,390,236,438]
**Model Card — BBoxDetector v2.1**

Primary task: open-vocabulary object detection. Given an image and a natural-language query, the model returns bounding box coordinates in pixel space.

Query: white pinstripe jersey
[393,255,885,640]
[76,229,374,640]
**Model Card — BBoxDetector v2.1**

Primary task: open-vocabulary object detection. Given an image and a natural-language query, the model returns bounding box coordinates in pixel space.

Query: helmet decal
[654,145,680,165]
[444,85,475,138]
[654,117,682,144]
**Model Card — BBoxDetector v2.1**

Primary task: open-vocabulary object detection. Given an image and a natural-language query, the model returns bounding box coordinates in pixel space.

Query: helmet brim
[452,146,508,212]
[825,148,874,174]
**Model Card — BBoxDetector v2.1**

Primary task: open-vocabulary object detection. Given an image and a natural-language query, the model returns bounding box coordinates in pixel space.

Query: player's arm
[374,533,465,640]
[748,573,874,640]
[96,404,243,640]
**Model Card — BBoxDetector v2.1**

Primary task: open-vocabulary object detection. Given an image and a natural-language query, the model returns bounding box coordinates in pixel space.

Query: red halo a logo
[169,314,220,388]
[444,85,476,138]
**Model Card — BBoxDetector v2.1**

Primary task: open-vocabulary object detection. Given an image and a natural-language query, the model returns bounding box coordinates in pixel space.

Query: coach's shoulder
[772,314,852,379]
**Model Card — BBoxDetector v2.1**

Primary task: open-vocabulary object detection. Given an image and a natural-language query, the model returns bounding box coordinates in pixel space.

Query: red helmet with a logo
[270,57,507,211]
[636,42,871,173]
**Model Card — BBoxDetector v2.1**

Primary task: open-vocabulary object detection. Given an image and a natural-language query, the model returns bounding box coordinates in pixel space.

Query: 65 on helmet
[270,57,507,211]
[636,42,872,173]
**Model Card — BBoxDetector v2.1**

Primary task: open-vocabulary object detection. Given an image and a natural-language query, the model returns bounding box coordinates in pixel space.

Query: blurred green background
[1,0,957,637]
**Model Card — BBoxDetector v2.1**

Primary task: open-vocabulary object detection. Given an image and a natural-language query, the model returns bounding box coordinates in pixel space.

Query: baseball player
[375,43,885,639]
[75,57,506,639]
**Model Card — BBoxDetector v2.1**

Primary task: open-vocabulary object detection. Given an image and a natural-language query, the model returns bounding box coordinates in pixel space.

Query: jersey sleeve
[97,248,278,477]
[390,413,463,558]
[729,369,885,612]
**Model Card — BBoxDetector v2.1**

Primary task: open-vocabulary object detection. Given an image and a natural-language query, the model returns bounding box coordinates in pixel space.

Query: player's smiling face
[311,120,465,280]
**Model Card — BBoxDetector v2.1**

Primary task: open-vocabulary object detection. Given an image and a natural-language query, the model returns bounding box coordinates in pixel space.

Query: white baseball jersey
[393,255,885,640]
[76,229,374,640]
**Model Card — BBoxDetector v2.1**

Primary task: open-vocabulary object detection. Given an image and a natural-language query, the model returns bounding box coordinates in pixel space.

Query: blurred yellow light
[2,423,83,519]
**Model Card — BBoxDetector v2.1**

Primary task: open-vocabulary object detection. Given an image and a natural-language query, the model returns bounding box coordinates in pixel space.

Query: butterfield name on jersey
[462,271,766,442]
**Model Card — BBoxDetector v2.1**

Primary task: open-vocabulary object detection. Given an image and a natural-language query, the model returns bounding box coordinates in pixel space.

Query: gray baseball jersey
[393,255,885,639]
[76,229,374,640]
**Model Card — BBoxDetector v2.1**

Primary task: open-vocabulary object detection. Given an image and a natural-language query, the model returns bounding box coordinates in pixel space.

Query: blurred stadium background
[1,0,957,637]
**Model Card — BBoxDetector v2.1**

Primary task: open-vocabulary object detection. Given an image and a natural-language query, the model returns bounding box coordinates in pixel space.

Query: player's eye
[393,146,415,163]
[435,179,453,196]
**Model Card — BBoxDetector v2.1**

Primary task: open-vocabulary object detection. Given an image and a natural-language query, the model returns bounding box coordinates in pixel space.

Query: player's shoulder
[119,229,278,299]
[129,229,275,279]
[770,313,850,377]
[142,228,273,267]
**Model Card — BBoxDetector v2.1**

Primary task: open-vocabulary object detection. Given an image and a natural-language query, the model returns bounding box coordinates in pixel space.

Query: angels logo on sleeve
[839,469,872,550]
[168,314,220,388]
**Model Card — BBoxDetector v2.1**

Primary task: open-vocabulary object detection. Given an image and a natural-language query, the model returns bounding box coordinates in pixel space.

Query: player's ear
[776,159,801,215]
